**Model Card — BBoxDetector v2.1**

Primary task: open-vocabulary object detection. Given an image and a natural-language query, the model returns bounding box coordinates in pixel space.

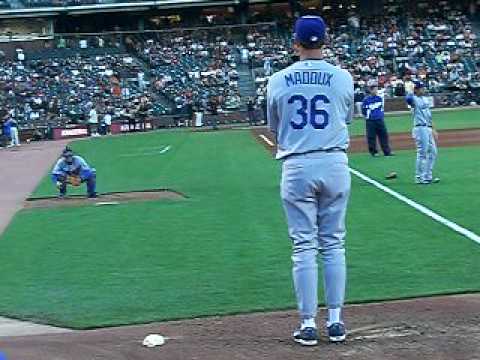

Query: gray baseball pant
[281,151,351,320]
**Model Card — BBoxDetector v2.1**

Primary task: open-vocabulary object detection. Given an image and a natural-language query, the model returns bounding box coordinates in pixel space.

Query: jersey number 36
[288,94,330,130]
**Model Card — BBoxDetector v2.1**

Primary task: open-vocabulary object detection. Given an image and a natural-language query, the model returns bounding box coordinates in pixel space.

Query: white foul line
[119,145,171,157]
[349,167,480,245]
[259,134,274,147]
[159,145,171,154]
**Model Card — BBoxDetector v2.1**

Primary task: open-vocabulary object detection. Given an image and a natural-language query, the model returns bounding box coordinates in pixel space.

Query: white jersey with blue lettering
[267,59,354,160]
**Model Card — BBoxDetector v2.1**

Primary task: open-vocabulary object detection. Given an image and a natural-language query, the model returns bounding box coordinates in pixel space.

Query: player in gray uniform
[406,82,439,184]
[267,15,353,345]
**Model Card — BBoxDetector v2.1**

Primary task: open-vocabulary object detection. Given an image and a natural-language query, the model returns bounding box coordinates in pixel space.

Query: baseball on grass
[142,334,166,347]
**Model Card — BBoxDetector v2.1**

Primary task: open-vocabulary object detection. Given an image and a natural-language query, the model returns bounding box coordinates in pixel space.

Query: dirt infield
[1,294,479,360]
[0,140,70,236]
[252,127,480,154]
[25,190,185,209]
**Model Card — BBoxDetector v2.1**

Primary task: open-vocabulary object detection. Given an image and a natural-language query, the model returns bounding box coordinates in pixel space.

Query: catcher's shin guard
[86,172,97,197]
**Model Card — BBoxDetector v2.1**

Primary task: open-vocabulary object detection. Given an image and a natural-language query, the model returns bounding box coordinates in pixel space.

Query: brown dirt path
[0,140,70,236]
[252,127,480,154]
[1,294,479,360]
[25,190,185,209]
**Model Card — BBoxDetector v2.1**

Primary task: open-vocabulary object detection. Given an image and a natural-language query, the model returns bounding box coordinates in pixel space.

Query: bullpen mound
[24,189,186,209]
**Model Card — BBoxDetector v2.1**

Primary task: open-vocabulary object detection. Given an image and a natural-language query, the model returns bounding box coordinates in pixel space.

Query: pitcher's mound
[25,189,186,209]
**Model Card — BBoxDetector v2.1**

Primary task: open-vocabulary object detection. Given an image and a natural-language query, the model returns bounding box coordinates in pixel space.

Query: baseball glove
[385,171,398,180]
[67,175,82,187]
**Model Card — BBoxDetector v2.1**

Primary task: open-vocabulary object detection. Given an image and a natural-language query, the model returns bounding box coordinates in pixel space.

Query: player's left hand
[67,175,82,187]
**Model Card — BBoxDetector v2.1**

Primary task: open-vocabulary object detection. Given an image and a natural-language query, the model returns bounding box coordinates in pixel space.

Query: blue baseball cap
[294,15,326,46]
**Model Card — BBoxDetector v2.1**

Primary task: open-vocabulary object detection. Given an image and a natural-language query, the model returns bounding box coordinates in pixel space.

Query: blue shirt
[362,95,384,121]
[51,155,92,181]
[2,121,11,137]
[5,119,17,128]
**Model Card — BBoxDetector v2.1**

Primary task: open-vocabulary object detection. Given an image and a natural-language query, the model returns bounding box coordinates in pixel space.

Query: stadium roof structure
[0,0,277,18]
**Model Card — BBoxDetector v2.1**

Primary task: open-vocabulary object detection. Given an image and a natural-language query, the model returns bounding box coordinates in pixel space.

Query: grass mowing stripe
[350,167,480,245]
[348,108,480,136]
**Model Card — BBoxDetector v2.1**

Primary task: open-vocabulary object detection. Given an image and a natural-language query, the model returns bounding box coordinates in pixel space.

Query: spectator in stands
[88,104,99,137]
[122,107,135,132]
[102,108,112,135]
[136,95,151,131]
[247,97,256,126]
[354,87,366,117]
[404,76,415,95]
[209,95,219,129]
[1,116,11,148]
[6,115,20,147]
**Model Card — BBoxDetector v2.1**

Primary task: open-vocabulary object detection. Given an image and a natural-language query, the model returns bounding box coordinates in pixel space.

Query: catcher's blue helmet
[62,147,73,157]
[62,147,74,163]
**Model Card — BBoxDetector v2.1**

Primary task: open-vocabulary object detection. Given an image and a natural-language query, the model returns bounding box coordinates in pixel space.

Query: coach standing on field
[267,15,353,345]
[361,85,393,156]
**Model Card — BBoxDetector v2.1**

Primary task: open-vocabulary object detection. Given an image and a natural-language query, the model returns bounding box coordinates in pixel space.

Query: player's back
[268,59,354,159]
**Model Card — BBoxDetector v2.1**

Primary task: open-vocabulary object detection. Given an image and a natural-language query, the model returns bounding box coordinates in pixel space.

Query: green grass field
[349,108,480,136]
[349,146,480,234]
[0,130,479,329]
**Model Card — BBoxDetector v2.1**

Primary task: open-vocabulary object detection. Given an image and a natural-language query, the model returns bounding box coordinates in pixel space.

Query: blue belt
[415,124,432,128]
[284,147,346,160]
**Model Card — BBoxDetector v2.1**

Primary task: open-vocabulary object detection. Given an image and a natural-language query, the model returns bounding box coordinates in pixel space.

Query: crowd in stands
[251,4,480,110]
[0,1,479,132]
[128,29,243,116]
[0,50,164,131]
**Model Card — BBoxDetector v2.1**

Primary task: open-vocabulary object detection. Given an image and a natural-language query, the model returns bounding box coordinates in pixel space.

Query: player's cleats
[418,178,440,185]
[88,192,98,199]
[293,327,318,346]
[327,322,346,343]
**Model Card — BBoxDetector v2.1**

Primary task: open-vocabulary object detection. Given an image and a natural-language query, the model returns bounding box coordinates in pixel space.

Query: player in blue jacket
[4,117,20,147]
[361,86,392,156]
[2,117,12,148]
[51,147,97,198]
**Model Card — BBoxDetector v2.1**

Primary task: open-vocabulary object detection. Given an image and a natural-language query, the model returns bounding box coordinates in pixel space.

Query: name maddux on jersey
[285,71,334,87]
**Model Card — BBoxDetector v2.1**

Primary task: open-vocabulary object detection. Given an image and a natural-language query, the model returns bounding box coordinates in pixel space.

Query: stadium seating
[0,3,478,129]
[0,49,161,128]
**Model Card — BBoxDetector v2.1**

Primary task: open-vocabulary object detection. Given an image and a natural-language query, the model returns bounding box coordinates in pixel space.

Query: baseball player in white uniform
[267,15,353,345]
[406,82,439,184]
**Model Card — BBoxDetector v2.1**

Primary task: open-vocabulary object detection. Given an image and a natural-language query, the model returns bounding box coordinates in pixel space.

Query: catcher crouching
[51,147,97,198]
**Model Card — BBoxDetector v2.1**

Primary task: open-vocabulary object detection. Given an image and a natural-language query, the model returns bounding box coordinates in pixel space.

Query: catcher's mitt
[67,175,82,187]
